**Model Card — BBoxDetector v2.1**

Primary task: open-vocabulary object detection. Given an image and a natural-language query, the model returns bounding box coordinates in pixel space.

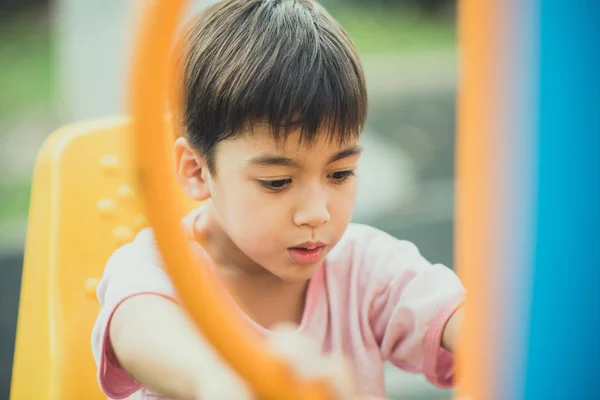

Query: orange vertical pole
[454,0,498,399]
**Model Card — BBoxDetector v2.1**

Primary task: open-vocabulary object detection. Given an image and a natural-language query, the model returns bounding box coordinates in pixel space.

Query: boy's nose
[293,187,330,228]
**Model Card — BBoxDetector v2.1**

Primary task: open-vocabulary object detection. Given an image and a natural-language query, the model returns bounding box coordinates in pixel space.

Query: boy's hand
[442,306,464,353]
[192,323,361,400]
[267,323,359,399]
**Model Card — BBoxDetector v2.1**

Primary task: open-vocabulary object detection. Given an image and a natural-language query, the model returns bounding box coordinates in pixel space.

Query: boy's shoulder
[325,223,426,282]
[330,223,422,261]
[112,208,200,261]
[105,227,162,269]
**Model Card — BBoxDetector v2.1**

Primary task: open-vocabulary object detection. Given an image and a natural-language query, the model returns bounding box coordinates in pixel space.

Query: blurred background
[0,0,457,398]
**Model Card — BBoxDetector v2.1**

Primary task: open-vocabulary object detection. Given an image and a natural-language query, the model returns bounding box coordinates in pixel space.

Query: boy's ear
[174,137,212,201]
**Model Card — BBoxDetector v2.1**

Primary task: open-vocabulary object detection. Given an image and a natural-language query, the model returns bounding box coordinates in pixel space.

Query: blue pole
[525,1,600,398]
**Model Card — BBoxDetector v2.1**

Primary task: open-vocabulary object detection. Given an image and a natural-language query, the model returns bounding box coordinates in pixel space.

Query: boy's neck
[221,268,309,329]
[192,201,309,328]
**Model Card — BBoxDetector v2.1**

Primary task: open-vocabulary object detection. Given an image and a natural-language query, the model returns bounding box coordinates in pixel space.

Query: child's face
[204,127,361,282]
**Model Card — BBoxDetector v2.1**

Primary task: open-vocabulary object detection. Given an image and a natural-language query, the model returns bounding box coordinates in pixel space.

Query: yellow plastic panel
[10,116,195,399]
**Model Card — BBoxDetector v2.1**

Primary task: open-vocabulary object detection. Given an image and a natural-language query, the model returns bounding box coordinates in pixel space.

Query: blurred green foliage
[328,5,456,54]
[0,15,54,120]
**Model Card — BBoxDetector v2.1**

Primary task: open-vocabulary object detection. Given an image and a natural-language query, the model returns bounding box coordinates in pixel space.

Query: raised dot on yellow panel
[116,184,135,201]
[133,214,149,230]
[97,198,116,217]
[113,226,134,245]
[100,154,120,176]
[84,278,100,298]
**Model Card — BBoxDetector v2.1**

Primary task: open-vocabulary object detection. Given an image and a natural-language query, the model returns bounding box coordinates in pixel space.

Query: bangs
[221,18,367,146]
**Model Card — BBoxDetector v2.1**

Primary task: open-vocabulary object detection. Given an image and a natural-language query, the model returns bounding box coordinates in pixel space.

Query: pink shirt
[92,208,465,399]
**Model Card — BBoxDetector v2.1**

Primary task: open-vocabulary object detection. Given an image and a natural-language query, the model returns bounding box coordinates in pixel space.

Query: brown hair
[180,0,367,172]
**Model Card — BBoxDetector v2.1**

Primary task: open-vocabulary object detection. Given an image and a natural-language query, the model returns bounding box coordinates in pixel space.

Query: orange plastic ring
[129,1,334,399]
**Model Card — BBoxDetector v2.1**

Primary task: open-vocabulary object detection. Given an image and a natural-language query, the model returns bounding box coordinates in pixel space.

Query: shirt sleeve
[91,228,178,399]
[355,226,465,388]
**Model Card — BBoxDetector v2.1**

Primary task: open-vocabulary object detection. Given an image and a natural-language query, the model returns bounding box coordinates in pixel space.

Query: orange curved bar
[129,1,334,399]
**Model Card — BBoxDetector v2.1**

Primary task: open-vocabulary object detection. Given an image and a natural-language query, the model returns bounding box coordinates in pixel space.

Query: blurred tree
[324,0,455,16]
[418,0,455,15]
[0,0,47,13]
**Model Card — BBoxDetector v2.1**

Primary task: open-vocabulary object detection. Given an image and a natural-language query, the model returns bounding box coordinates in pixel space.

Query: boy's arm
[351,225,464,387]
[441,306,464,353]
[110,294,249,400]
[111,295,365,400]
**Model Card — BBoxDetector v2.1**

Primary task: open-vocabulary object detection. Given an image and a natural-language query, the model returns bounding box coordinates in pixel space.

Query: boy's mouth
[288,241,326,265]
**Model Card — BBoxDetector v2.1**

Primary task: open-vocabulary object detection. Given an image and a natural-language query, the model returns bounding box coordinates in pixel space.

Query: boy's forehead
[213,130,362,173]
[221,127,360,158]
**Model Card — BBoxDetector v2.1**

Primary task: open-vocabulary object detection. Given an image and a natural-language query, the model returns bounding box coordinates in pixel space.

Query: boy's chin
[270,262,322,284]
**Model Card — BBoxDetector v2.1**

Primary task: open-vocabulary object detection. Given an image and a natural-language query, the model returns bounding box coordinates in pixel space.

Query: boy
[92,0,465,398]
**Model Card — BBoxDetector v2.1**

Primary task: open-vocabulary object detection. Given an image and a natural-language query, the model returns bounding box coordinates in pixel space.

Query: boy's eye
[329,170,355,183]
[257,178,292,191]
